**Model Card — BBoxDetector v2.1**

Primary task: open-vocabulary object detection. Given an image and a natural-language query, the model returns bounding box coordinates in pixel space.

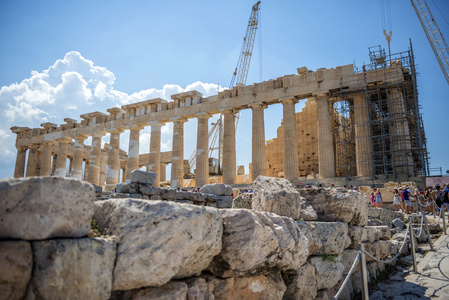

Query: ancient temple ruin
[10,45,429,188]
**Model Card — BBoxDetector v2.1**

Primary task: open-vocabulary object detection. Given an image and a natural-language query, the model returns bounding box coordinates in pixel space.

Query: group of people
[369,184,449,215]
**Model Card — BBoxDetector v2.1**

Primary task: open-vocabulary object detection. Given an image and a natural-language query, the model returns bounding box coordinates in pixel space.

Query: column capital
[220,108,236,115]
[91,132,105,139]
[169,116,188,124]
[249,103,267,110]
[312,92,330,98]
[56,137,72,143]
[108,129,124,135]
[280,97,298,105]
[195,112,211,120]
[148,121,166,127]
[16,145,28,151]
[42,140,56,146]
[129,125,144,131]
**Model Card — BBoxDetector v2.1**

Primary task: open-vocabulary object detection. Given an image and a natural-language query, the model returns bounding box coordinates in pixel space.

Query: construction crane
[410,0,449,85]
[187,1,261,176]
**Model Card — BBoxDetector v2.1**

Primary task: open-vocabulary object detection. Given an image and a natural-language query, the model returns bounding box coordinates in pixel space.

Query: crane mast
[410,0,449,85]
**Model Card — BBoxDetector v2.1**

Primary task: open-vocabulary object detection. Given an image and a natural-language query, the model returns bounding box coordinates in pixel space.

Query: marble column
[223,109,236,185]
[282,99,299,181]
[316,94,335,179]
[55,138,71,177]
[14,146,27,178]
[125,126,142,182]
[251,103,266,181]
[25,144,38,177]
[148,122,164,187]
[71,136,86,180]
[353,94,373,176]
[40,141,54,176]
[99,149,108,186]
[171,117,187,189]
[196,113,211,187]
[51,154,57,176]
[106,130,122,186]
[160,163,166,182]
[88,134,104,185]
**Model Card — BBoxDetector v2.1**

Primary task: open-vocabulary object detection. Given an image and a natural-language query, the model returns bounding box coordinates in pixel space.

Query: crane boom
[229,1,261,88]
[410,0,449,85]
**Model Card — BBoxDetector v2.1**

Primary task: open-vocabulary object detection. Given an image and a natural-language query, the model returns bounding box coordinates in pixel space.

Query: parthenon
[10,46,429,188]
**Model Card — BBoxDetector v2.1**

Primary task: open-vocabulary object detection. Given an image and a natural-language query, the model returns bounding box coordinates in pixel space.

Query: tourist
[399,187,405,212]
[403,187,412,214]
[375,189,383,208]
[370,191,375,207]
[425,187,434,214]
[388,188,401,212]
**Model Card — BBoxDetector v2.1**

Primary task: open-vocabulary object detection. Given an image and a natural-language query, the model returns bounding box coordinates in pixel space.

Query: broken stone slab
[204,273,286,300]
[300,198,318,221]
[368,207,404,223]
[130,169,157,185]
[309,256,345,290]
[115,182,130,193]
[252,176,302,220]
[282,262,317,300]
[118,281,188,300]
[347,226,368,249]
[392,218,405,230]
[365,225,391,241]
[208,209,309,278]
[0,177,95,240]
[200,183,233,196]
[28,238,116,300]
[297,221,348,255]
[0,241,33,300]
[232,193,253,209]
[298,188,368,226]
[94,199,222,290]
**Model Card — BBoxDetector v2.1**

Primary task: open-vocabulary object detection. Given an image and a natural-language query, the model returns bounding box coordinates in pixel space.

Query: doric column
[196,113,211,187]
[55,138,71,177]
[282,99,299,181]
[88,133,104,185]
[40,141,54,176]
[51,154,57,176]
[148,122,164,187]
[353,94,373,176]
[14,146,27,178]
[71,136,86,180]
[171,117,187,189]
[106,130,122,186]
[316,93,335,179]
[125,126,143,182]
[99,148,108,187]
[160,163,166,182]
[250,103,266,181]
[83,161,89,181]
[223,109,236,185]
[25,144,38,177]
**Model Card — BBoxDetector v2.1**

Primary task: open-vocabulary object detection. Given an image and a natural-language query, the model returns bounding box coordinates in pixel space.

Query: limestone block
[208,195,233,208]
[0,241,33,300]
[315,290,330,300]
[344,235,351,249]
[184,277,214,300]
[206,273,286,300]
[365,226,391,241]
[0,177,95,240]
[94,199,222,290]
[29,238,116,300]
[296,221,348,255]
[300,198,317,221]
[380,209,404,223]
[340,249,360,275]
[368,207,382,219]
[139,184,156,196]
[325,279,352,300]
[364,240,390,262]
[298,188,368,226]
[130,169,157,185]
[208,209,308,278]
[367,262,379,281]
[282,262,317,300]
[120,281,188,300]
[252,176,302,220]
[347,226,368,250]
[309,256,344,290]
[350,270,370,295]
[200,183,233,196]
[115,182,130,193]
[232,193,253,209]
[392,218,405,230]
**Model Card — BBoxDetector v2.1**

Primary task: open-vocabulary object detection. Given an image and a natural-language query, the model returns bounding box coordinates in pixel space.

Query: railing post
[359,243,369,300]
[423,211,434,251]
[442,208,447,235]
[409,221,417,273]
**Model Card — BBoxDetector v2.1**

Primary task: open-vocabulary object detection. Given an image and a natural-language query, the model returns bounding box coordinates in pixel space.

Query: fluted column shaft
[99,150,108,186]
[88,134,104,185]
[106,131,122,185]
[223,110,236,185]
[148,123,164,187]
[282,99,299,181]
[71,137,86,180]
[196,113,211,187]
[14,147,27,178]
[25,145,38,177]
[171,118,186,189]
[160,163,166,182]
[316,94,335,178]
[353,94,373,176]
[125,127,142,182]
[40,142,54,176]
[251,104,266,181]
[55,138,71,177]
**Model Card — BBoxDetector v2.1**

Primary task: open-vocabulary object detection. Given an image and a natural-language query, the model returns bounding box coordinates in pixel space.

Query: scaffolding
[331,40,430,182]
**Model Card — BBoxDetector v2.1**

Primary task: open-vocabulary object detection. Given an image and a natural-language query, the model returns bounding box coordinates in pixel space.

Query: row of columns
[13,92,376,186]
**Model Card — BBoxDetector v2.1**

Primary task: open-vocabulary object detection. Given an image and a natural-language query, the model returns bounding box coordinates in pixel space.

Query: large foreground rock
[298,188,368,226]
[94,199,223,290]
[283,262,317,300]
[118,281,188,300]
[232,193,253,209]
[208,209,308,278]
[0,241,33,300]
[297,221,348,255]
[252,176,302,220]
[28,238,116,300]
[130,169,156,185]
[200,183,233,196]
[0,177,95,240]
[309,256,345,290]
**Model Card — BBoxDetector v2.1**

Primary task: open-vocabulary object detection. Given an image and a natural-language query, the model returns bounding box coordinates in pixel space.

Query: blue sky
[1,0,448,180]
